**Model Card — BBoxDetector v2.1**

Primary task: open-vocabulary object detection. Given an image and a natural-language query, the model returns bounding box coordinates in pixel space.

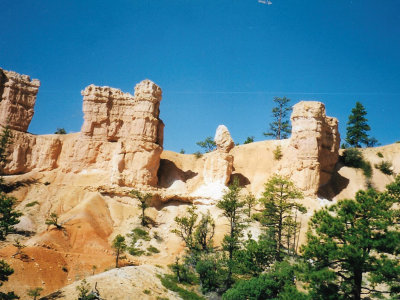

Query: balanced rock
[215,125,234,153]
[0,68,40,132]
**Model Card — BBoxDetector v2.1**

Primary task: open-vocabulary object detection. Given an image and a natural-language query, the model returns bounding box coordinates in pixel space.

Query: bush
[342,148,373,178]
[130,227,151,241]
[25,201,39,207]
[361,161,372,179]
[244,136,255,144]
[377,152,384,158]
[147,245,160,254]
[194,151,203,159]
[375,161,393,175]
[159,274,204,300]
[273,145,283,160]
[342,148,363,168]
[54,128,67,134]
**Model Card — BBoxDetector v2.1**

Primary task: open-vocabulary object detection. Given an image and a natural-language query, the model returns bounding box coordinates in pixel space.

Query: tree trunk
[353,269,362,300]
[115,249,119,268]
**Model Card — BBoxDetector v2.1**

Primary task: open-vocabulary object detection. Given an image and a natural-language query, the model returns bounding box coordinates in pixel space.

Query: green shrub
[130,227,151,241]
[147,245,160,254]
[128,247,145,256]
[44,181,51,186]
[342,148,363,168]
[25,201,39,207]
[159,274,204,300]
[342,148,372,179]
[375,161,393,175]
[143,289,151,295]
[170,259,197,285]
[273,145,283,160]
[194,151,203,159]
[377,152,384,158]
[361,161,372,179]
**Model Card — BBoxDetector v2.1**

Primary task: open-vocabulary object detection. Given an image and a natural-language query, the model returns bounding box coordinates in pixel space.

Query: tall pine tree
[301,187,400,299]
[346,102,374,148]
[264,97,292,140]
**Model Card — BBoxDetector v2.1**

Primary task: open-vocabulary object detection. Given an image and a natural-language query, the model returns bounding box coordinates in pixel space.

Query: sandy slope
[1,142,400,298]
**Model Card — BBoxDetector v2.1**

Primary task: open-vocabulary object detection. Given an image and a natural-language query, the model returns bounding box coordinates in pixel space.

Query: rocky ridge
[0,68,348,299]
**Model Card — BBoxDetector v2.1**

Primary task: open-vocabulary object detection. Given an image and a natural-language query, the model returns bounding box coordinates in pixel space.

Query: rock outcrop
[203,125,234,185]
[286,101,340,195]
[2,69,163,187]
[81,80,163,145]
[0,68,40,132]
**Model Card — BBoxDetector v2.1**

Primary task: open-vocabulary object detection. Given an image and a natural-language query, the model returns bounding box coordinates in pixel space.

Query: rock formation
[1,68,163,187]
[286,101,340,195]
[203,125,234,185]
[0,68,40,132]
[81,80,163,144]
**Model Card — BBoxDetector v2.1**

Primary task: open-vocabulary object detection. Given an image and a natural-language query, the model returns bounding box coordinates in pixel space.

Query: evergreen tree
[172,206,199,252]
[259,175,305,261]
[45,212,63,230]
[243,136,255,144]
[301,187,400,299]
[196,136,216,153]
[217,179,246,288]
[0,125,21,241]
[264,97,292,140]
[345,102,375,148]
[27,287,43,300]
[223,261,308,300]
[0,193,22,240]
[194,211,215,252]
[129,190,152,226]
[0,260,19,299]
[111,234,127,268]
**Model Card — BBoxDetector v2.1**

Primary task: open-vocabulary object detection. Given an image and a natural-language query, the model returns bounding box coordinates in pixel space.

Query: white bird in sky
[258,0,272,5]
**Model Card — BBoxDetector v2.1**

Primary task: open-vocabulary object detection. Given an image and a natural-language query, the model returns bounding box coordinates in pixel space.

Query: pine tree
[112,234,127,268]
[259,175,305,261]
[0,260,19,299]
[171,206,199,252]
[345,102,373,148]
[0,193,22,240]
[301,187,400,299]
[196,136,216,153]
[264,97,292,140]
[217,178,246,288]
[27,287,43,300]
[129,190,152,227]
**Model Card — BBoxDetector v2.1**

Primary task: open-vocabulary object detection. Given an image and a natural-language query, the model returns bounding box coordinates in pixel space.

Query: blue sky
[1,0,399,153]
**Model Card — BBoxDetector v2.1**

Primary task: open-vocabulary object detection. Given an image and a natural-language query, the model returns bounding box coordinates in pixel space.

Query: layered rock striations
[0,68,40,132]
[2,68,163,187]
[286,101,340,195]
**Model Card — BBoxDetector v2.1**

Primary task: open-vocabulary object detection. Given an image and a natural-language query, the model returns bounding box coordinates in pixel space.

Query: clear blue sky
[1,0,399,153]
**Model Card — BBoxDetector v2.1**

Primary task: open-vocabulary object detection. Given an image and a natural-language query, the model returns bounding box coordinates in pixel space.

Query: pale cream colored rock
[215,124,234,152]
[285,101,340,195]
[2,70,164,187]
[0,68,40,132]
[203,125,234,186]
[203,151,234,185]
